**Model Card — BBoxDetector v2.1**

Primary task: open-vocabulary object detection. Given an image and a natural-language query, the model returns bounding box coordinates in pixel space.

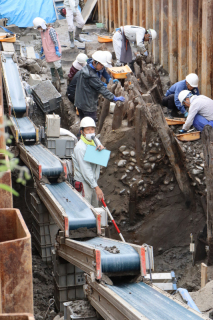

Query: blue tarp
[0,0,57,27]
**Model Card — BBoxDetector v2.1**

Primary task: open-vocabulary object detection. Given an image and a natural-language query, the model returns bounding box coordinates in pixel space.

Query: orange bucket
[98,35,113,43]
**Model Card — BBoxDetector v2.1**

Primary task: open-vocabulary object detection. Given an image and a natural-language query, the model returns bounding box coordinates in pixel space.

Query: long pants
[162,94,180,117]
[81,180,98,207]
[47,60,62,82]
[66,7,85,32]
[193,114,213,132]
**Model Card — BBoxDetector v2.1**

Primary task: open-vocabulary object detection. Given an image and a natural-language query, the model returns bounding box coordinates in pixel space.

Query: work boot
[50,68,57,83]
[69,31,75,48]
[57,67,65,84]
[75,27,83,42]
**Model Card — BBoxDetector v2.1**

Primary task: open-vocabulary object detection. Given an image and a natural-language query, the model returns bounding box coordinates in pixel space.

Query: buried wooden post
[129,182,137,225]
[112,101,124,130]
[135,104,142,165]
[149,104,194,207]
[201,262,207,288]
[202,125,213,265]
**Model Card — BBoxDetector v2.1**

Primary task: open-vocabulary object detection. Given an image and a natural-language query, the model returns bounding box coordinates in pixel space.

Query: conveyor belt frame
[1,51,28,116]
[18,143,67,180]
[36,180,101,237]
[56,236,147,280]
[9,115,39,143]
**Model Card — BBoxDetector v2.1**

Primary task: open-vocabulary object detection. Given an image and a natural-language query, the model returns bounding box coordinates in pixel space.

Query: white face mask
[85,133,95,141]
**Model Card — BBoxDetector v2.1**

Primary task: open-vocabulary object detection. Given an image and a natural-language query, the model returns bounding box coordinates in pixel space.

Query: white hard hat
[80,117,96,128]
[186,73,199,87]
[148,29,157,41]
[33,17,47,30]
[76,53,88,65]
[103,51,112,68]
[92,51,107,67]
[178,90,191,104]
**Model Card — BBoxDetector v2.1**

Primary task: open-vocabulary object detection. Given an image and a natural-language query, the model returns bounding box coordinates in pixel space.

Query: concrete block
[26,46,36,59]
[28,74,42,86]
[2,42,15,52]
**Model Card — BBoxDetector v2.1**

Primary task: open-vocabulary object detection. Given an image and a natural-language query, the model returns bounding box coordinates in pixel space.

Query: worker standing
[72,117,104,206]
[113,25,157,66]
[75,51,124,122]
[68,53,88,83]
[64,0,85,48]
[33,17,65,85]
[178,90,213,133]
[162,73,199,118]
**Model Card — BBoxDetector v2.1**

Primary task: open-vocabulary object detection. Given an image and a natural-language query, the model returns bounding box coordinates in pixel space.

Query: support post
[202,125,213,265]
[160,0,169,70]
[188,0,199,74]
[168,0,178,83]
[201,262,207,288]
[152,0,160,64]
[177,0,188,80]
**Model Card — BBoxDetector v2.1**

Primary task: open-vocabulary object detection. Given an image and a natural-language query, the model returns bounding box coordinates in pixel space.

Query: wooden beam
[152,0,161,64]
[146,0,153,29]
[177,0,188,80]
[168,0,178,83]
[127,0,131,25]
[139,0,146,27]
[122,0,127,26]
[201,263,207,288]
[188,0,199,74]
[98,0,101,22]
[108,0,112,32]
[118,0,121,27]
[160,0,169,70]
[104,0,108,30]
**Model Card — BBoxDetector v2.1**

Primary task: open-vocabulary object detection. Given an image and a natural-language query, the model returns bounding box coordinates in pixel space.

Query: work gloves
[179,129,187,134]
[143,50,148,57]
[184,111,188,118]
[102,82,107,87]
[41,55,45,60]
[55,46,61,57]
[108,78,119,84]
[113,96,125,102]
[40,47,44,55]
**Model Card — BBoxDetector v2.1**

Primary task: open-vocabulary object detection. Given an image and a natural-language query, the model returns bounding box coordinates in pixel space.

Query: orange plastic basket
[109,65,132,79]
[166,117,186,125]
[98,35,113,43]
[176,131,201,141]
[0,34,16,42]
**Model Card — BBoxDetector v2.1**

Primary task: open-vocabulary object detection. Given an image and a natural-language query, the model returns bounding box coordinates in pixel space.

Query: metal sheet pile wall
[98,0,213,98]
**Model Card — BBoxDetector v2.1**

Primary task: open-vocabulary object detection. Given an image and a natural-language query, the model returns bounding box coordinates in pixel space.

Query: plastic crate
[46,136,75,158]
[54,272,85,288]
[33,236,54,263]
[30,192,54,224]
[54,280,85,312]
[32,221,58,246]
[31,206,55,226]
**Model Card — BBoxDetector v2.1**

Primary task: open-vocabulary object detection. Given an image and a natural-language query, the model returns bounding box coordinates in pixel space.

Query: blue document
[84,145,111,167]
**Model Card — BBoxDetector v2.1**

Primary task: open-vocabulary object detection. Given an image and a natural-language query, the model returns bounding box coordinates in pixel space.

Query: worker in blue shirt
[162,73,199,118]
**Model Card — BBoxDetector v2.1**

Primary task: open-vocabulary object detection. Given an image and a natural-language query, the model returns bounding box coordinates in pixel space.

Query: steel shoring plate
[45,182,97,230]
[108,282,204,320]
[79,237,140,273]
[24,144,63,176]
[2,54,26,112]
[12,116,36,139]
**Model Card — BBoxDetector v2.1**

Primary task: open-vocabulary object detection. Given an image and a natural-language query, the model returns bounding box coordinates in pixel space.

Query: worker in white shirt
[64,0,85,48]
[178,90,213,133]
[72,117,105,206]
[113,25,157,66]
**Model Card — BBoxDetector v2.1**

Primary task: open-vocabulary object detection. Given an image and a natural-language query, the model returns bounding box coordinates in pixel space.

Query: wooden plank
[133,0,137,25]
[201,263,207,288]
[168,0,178,83]
[153,0,161,64]
[108,0,112,32]
[201,0,212,97]
[118,0,121,27]
[82,0,98,23]
[104,0,108,30]
[145,0,153,29]
[122,0,127,26]
[177,0,188,80]
[188,0,199,74]
[127,0,131,24]
[98,0,101,22]
[160,0,169,70]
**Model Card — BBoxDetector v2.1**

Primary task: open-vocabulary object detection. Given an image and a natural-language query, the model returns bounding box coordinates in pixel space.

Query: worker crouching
[72,117,104,206]
[33,17,65,85]
[178,90,213,133]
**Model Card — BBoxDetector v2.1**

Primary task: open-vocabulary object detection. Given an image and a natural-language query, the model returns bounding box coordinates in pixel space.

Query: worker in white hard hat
[63,0,85,48]
[178,90,213,133]
[113,26,157,66]
[75,51,125,122]
[162,73,199,118]
[68,53,88,83]
[33,17,65,85]
[72,117,104,206]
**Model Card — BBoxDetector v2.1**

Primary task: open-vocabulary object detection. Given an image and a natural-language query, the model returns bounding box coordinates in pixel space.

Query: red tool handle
[112,219,121,233]
[101,198,107,207]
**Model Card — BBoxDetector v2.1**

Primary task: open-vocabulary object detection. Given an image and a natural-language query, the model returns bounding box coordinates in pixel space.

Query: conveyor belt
[45,182,97,230]
[24,144,64,176]
[80,237,140,273]
[108,282,203,320]
[11,116,36,140]
[1,53,26,113]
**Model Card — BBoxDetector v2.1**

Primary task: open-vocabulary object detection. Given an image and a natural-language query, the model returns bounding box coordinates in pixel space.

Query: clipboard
[84,145,111,167]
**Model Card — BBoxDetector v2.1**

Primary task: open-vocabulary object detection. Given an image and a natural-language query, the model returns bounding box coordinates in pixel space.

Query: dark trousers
[162,94,179,117]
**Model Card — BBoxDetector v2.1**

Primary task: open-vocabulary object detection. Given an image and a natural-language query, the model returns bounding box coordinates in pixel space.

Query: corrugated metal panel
[98,0,213,98]
[80,237,140,273]
[25,144,63,176]
[2,53,26,112]
[12,116,36,139]
[45,182,97,230]
[108,282,204,320]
